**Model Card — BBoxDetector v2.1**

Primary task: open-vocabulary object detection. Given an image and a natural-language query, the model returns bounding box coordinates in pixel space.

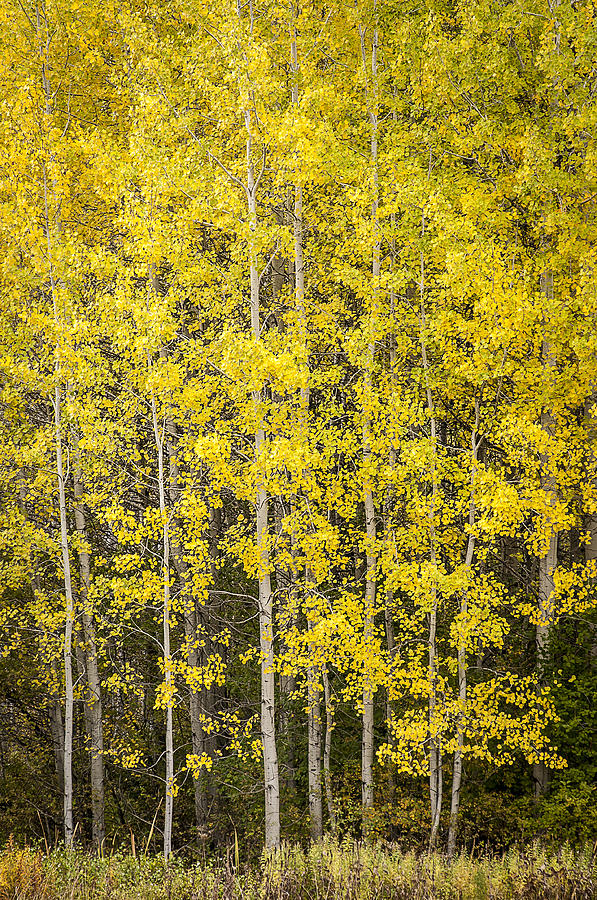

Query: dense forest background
[0,0,596,861]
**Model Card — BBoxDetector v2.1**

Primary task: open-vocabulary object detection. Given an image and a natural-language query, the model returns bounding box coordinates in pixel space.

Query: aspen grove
[0,0,596,860]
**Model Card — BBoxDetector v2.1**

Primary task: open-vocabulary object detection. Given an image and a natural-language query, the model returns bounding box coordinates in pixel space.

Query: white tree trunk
[307,659,323,839]
[73,433,105,852]
[322,665,337,834]
[428,603,442,850]
[584,391,597,661]
[447,405,479,857]
[419,213,442,850]
[585,392,597,566]
[276,501,297,794]
[361,484,376,816]
[150,389,174,861]
[291,14,321,837]
[383,584,396,798]
[52,385,75,847]
[246,126,281,849]
[358,6,379,827]
[38,2,75,845]
[534,273,557,799]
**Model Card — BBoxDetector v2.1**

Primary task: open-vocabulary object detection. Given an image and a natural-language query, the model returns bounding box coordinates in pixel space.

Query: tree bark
[534,273,557,799]
[584,393,597,566]
[38,1,75,844]
[306,569,322,840]
[307,648,323,839]
[73,433,105,852]
[383,587,396,800]
[322,664,337,835]
[447,403,479,858]
[428,606,442,850]
[246,121,281,849]
[291,14,321,836]
[276,502,297,794]
[53,385,75,847]
[384,209,398,800]
[358,3,379,827]
[419,211,442,850]
[361,484,376,817]
[150,386,175,861]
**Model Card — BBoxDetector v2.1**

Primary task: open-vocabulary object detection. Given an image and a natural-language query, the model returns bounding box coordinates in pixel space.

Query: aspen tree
[275,503,298,795]
[358,0,380,822]
[447,401,479,857]
[148,358,175,861]
[290,1,322,840]
[247,151,282,847]
[239,11,281,842]
[49,266,75,848]
[72,432,105,852]
[35,0,76,842]
[534,273,558,799]
[322,664,337,834]
[585,384,597,568]
[417,197,442,849]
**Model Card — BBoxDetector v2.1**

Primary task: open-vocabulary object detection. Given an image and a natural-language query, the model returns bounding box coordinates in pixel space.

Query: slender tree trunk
[277,503,297,793]
[204,470,220,811]
[534,534,557,798]
[45,175,75,848]
[446,593,467,857]
[385,202,398,799]
[383,584,396,799]
[358,5,379,827]
[428,606,442,849]
[584,392,597,661]
[447,405,479,857]
[270,205,297,794]
[534,273,557,799]
[53,385,75,847]
[276,500,297,793]
[585,392,597,567]
[290,8,321,833]
[322,664,337,834]
[383,459,397,797]
[38,3,75,844]
[419,209,442,849]
[73,433,105,852]
[307,646,323,839]
[245,121,281,849]
[361,484,376,817]
[256,480,280,848]
[306,567,322,840]
[150,388,174,861]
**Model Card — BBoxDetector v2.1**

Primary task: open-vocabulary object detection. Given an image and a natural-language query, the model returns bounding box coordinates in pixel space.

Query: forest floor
[0,840,595,900]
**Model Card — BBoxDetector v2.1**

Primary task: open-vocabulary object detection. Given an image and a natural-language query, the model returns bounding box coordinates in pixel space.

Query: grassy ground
[0,840,595,900]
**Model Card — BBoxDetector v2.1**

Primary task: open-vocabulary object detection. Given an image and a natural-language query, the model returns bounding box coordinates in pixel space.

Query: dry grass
[0,840,594,900]
[0,844,51,900]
